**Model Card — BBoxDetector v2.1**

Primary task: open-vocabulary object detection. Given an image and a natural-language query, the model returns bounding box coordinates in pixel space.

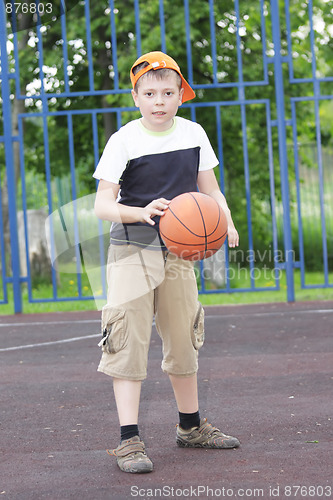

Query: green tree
[1,0,333,268]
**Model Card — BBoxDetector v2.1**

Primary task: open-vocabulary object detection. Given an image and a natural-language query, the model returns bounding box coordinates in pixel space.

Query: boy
[93,51,240,474]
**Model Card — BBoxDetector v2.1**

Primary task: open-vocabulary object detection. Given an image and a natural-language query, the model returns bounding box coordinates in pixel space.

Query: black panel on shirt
[119,147,200,207]
[110,147,200,249]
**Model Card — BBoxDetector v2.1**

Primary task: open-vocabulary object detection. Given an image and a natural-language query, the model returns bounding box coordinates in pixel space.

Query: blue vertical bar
[266,102,280,286]
[215,106,225,193]
[9,8,21,98]
[0,157,9,303]
[215,105,229,291]
[184,0,193,85]
[109,0,119,89]
[209,0,218,84]
[0,1,22,313]
[67,113,82,296]
[241,103,255,288]
[199,260,206,293]
[235,0,244,99]
[117,110,122,130]
[84,0,94,91]
[92,113,100,166]
[271,0,295,302]
[159,0,166,53]
[35,17,58,299]
[260,0,269,82]
[308,0,328,285]
[291,101,305,287]
[190,105,196,123]
[17,117,31,298]
[284,0,294,81]
[60,1,70,93]
[235,0,255,286]
[134,0,142,56]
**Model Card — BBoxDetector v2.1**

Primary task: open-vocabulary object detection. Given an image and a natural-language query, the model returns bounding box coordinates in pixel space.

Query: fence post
[0,5,22,313]
[271,0,295,302]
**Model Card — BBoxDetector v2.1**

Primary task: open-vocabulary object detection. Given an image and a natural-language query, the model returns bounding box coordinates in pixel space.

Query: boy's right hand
[141,198,170,226]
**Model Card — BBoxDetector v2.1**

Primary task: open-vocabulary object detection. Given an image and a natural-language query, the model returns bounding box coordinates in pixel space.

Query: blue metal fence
[0,0,332,313]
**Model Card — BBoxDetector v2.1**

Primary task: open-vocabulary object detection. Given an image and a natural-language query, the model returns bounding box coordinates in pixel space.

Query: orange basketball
[159,192,228,261]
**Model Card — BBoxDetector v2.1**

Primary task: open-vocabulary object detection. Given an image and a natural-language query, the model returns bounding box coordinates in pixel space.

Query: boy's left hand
[227,225,239,248]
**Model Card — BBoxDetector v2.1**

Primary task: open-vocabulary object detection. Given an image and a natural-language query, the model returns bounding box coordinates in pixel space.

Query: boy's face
[131,73,184,132]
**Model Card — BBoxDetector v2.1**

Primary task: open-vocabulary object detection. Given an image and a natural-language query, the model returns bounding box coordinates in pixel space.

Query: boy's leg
[170,370,240,449]
[155,254,240,449]
[109,369,153,474]
[113,378,141,425]
[169,373,201,430]
[168,373,198,413]
[99,244,162,473]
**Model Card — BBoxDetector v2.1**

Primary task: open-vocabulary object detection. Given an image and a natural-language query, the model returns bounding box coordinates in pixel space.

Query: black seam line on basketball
[189,193,224,259]
[189,193,207,258]
[167,207,201,237]
[160,229,226,243]
[195,198,223,238]
[167,200,220,239]
[166,207,223,240]
[160,231,227,246]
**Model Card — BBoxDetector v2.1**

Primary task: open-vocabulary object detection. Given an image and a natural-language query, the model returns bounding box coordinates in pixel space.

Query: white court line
[0,308,332,330]
[0,308,332,353]
[0,333,100,352]
[244,309,333,317]
[0,319,100,328]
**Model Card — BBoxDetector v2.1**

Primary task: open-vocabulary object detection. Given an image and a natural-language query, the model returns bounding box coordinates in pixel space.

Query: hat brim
[179,75,196,103]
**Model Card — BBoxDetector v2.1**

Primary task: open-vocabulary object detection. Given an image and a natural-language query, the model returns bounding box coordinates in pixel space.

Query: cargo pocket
[191,302,205,350]
[98,305,127,354]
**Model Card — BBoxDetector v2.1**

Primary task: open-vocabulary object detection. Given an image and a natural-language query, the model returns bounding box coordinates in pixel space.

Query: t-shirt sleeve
[196,124,219,171]
[93,130,128,184]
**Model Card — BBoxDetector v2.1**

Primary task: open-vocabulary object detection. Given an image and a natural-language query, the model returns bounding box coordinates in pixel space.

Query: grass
[1,269,332,315]
[200,273,333,306]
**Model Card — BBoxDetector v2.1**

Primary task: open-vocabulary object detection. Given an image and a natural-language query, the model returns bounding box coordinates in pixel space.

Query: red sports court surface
[1,301,332,500]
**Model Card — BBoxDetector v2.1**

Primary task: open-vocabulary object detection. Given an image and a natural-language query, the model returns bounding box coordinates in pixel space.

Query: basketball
[159,192,228,261]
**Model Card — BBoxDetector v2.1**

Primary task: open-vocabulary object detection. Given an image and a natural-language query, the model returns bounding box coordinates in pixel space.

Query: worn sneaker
[108,435,153,473]
[176,418,240,449]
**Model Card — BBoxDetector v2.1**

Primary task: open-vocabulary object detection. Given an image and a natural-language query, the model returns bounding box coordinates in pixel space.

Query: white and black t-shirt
[93,116,218,249]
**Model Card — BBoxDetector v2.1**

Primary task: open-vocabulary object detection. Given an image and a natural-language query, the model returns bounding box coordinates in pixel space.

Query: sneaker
[176,418,240,449]
[108,435,153,473]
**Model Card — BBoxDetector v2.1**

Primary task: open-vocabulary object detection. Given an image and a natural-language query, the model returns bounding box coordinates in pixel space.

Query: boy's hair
[132,61,182,93]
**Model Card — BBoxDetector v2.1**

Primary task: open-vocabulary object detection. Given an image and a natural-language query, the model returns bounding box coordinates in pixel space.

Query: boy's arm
[94,179,170,225]
[197,170,239,248]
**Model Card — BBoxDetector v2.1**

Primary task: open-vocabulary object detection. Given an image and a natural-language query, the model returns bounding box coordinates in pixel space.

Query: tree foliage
[2,0,333,260]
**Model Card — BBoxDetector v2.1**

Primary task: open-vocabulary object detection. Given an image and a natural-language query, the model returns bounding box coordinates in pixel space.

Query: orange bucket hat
[130,51,196,103]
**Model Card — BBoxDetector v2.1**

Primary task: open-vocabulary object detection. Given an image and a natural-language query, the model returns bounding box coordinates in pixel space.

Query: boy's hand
[141,198,170,226]
[227,225,239,248]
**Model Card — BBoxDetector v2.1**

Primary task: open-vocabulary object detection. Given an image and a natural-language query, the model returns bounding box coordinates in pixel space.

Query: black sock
[120,424,139,442]
[179,410,200,430]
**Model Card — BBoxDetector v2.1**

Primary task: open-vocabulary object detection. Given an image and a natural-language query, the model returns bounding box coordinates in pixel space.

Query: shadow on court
[0,301,332,500]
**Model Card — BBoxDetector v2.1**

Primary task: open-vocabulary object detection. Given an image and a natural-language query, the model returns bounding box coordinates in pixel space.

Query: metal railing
[1,0,332,313]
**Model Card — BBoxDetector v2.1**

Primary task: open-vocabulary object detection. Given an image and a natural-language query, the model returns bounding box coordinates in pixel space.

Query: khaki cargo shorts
[97,244,205,380]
